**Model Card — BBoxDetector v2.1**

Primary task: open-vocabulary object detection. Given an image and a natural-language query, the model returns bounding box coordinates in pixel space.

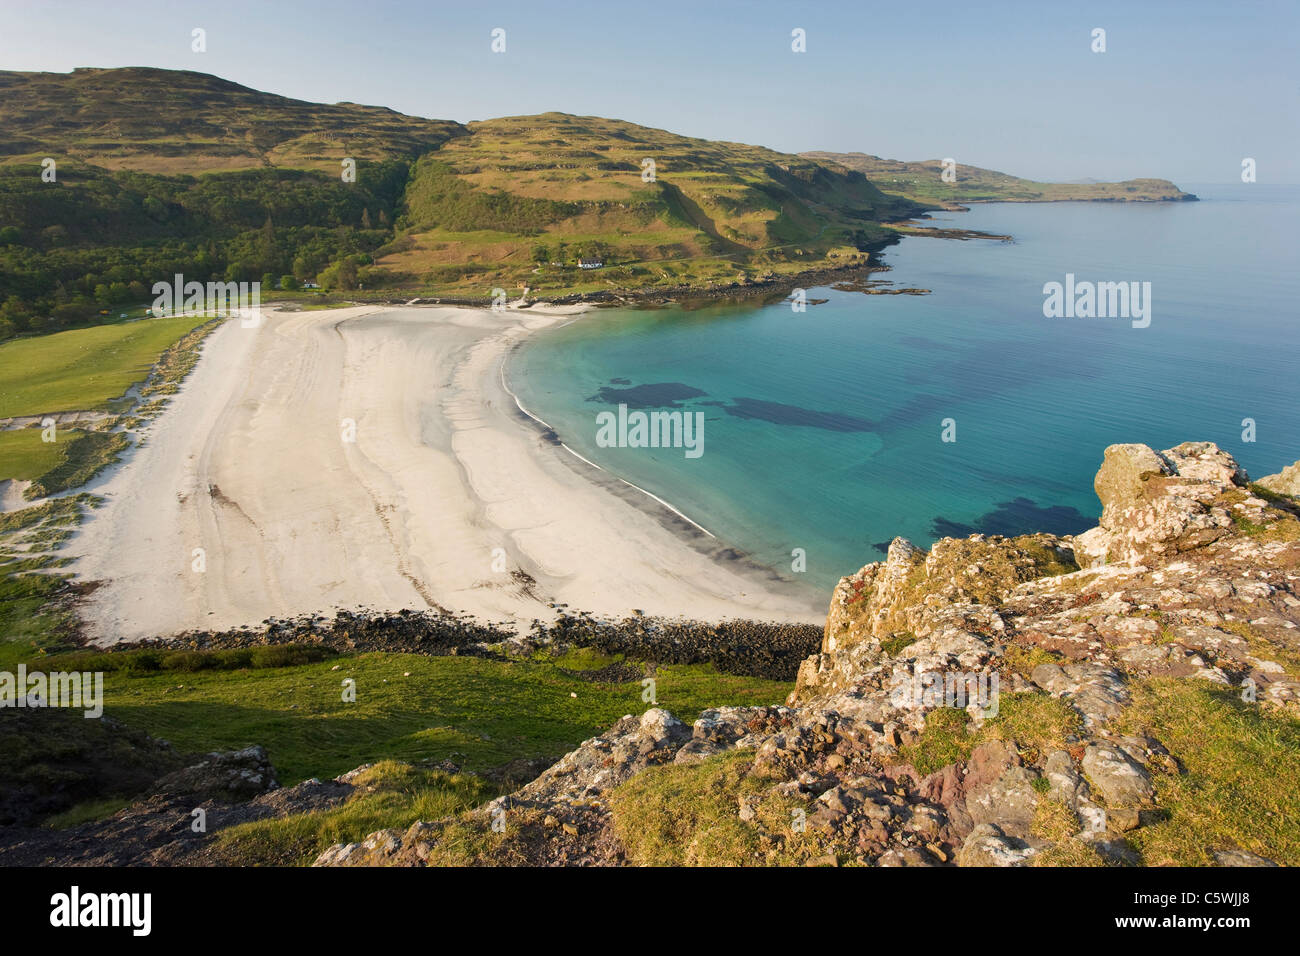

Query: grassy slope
[0,313,209,419]
[377,112,924,297]
[0,67,464,174]
[0,68,930,334]
[0,632,793,849]
[54,646,789,785]
[0,426,79,480]
[803,151,1195,207]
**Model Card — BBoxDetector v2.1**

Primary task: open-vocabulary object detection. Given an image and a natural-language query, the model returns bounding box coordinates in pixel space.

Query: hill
[0,67,464,174]
[803,151,1197,207]
[377,112,924,298]
[0,68,926,340]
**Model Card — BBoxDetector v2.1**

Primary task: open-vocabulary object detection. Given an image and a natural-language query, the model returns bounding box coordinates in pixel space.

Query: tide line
[499,362,717,540]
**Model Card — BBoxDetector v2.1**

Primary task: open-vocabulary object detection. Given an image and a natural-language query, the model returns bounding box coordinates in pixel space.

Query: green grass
[44,797,134,830]
[376,111,920,300]
[16,646,791,786]
[0,495,99,667]
[610,750,766,866]
[22,430,129,498]
[880,632,918,657]
[608,748,851,866]
[0,314,210,418]
[898,691,1082,775]
[1116,677,1300,866]
[0,426,80,481]
[212,761,494,866]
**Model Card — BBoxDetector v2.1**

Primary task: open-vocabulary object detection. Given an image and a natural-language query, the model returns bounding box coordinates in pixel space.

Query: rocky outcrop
[0,745,352,866]
[0,749,345,868]
[1257,458,1300,499]
[312,441,1300,867]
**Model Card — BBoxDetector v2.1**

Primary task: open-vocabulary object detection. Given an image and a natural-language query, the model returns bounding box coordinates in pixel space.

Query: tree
[337,257,359,290]
[280,274,299,291]
[225,261,256,283]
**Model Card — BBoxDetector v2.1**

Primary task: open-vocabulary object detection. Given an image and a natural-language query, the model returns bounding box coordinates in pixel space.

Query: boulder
[1081,742,1154,808]
[956,823,1038,867]
[1094,443,1173,526]
[151,745,279,802]
[1256,459,1300,498]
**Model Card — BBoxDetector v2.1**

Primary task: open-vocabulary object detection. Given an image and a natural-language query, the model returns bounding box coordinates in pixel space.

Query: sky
[1,0,1297,184]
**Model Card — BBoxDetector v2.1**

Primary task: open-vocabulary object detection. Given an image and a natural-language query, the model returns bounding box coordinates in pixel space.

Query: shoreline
[498,355,719,541]
[68,303,826,644]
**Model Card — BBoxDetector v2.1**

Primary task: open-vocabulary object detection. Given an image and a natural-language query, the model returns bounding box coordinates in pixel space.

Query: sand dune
[71,305,824,643]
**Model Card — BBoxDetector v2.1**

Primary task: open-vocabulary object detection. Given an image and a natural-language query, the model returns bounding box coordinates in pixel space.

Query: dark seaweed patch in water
[724,397,874,432]
[932,497,1095,539]
[591,383,707,407]
[872,540,893,555]
[608,377,631,385]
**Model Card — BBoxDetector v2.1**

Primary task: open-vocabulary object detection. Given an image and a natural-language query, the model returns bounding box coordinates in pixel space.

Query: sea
[510,183,1300,597]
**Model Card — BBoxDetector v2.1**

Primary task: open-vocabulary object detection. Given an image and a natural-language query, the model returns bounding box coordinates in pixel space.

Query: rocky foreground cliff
[314,441,1300,866]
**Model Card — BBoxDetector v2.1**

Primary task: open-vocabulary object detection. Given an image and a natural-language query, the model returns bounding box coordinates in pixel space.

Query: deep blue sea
[511,184,1300,595]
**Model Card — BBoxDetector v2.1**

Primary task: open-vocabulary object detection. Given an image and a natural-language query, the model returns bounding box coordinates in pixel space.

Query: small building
[578,258,604,270]
[302,281,320,289]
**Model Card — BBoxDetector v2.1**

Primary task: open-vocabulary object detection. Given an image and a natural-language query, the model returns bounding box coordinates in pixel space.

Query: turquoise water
[511,184,1300,594]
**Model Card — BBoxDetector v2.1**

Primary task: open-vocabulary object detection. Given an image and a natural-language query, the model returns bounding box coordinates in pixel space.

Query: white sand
[70,305,824,643]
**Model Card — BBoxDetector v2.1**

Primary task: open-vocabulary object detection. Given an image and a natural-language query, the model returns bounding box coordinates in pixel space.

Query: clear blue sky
[3,0,1297,183]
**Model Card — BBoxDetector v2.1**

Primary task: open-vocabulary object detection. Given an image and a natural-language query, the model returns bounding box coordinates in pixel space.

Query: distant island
[802,151,1197,208]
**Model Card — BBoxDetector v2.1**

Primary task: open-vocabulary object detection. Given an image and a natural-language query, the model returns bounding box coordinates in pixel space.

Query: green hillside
[803,151,1197,207]
[0,69,929,338]
[0,67,464,174]
[378,113,924,298]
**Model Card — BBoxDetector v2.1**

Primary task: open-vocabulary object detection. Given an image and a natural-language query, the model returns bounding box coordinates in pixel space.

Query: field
[0,426,79,481]
[0,313,209,419]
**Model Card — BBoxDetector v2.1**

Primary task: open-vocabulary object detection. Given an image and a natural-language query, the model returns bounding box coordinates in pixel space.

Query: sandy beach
[69,305,824,643]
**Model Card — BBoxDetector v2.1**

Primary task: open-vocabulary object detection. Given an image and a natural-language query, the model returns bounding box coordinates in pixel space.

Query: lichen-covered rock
[151,745,279,802]
[1081,742,1155,808]
[956,823,1039,867]
[1073,441,1249,568]
[1094,443,1174,525]
[1257,459,1300,498]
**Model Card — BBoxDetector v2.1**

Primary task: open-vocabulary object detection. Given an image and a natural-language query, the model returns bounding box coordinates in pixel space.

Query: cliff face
[318,442,1300,866]
[799,441,1296,706]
